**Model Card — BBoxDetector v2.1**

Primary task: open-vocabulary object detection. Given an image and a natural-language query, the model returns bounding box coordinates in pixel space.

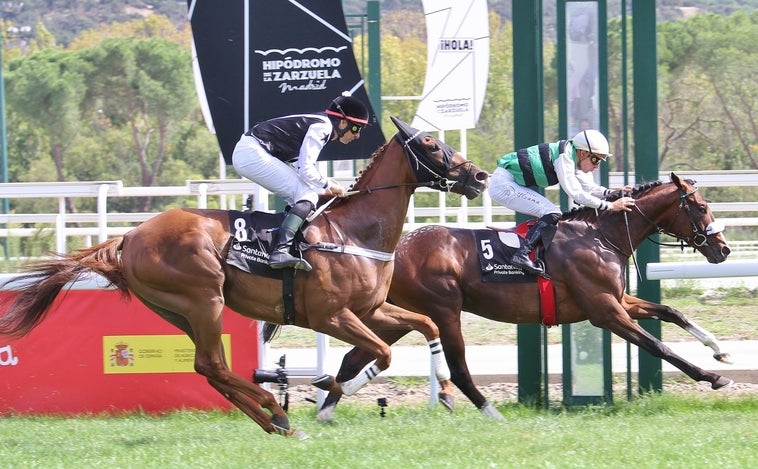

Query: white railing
[3,171,757,406]
[0,170,757,255]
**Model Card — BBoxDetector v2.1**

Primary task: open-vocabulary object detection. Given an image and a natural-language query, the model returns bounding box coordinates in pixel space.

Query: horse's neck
[597,185,677,252]
[329,144,415,252]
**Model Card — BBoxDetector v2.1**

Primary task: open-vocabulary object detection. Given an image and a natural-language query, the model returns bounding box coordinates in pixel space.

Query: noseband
[633,185,724,249]
[399,131,452,191]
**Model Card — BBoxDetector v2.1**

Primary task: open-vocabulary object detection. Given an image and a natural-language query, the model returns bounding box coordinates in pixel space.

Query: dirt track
[282,375,758,410]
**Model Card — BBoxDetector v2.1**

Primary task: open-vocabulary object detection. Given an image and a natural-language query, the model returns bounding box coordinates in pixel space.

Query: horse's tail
[261,321,281,343]
[0,237,129,339]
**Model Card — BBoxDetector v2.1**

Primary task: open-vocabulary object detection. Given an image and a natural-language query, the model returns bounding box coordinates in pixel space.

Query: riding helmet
[326,91,369,126]
[572,129,612,157]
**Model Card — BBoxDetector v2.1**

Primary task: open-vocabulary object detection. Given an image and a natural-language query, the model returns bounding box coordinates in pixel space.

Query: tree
[78,37,198,209]
[656,12,758,170]
[5,48,88,185]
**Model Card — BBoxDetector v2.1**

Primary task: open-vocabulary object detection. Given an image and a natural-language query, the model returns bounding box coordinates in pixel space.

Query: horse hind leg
[195,345,308,439]
[149,291,306,438]
[436,320,504,419]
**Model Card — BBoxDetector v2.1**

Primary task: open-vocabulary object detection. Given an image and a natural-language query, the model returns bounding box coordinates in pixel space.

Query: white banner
[412,0,490,131]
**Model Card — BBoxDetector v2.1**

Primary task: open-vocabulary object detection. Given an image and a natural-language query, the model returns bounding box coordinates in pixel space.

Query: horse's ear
[390,116,422,143]
[671,171,681,185]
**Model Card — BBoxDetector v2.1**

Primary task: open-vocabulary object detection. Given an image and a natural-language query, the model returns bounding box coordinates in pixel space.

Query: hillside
[3,1,758,47]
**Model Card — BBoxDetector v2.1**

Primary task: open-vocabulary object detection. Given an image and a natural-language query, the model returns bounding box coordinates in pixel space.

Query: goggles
[582,129,607,166]
[589,153,607,165]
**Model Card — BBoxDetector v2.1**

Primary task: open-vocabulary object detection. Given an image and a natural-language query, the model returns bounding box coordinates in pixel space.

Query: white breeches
[232,135,320,206]
[489,167,561,218]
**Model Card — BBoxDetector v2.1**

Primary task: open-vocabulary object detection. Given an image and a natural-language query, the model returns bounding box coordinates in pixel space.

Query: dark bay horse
[0,117,488,438]
[318,173,733,421]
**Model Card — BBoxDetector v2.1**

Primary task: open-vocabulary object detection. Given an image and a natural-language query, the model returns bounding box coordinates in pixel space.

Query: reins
[303,132,474,258]
[598,183,720,280]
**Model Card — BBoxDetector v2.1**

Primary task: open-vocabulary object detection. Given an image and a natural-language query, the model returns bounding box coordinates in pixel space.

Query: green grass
[1,394,756,468]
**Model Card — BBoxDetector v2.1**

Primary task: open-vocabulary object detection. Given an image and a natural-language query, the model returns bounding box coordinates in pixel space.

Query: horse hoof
[316,404,335,423]
[311,374,335,391]
[271,415,290,433]
[273,424,309,440]
[271,414,299,437]
[479,402,505,420]
[712,377,733,390]
[713,352,733,364]
[290,429,310,440]
[438,392,455,412]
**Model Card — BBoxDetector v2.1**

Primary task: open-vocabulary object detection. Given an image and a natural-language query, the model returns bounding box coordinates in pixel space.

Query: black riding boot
[511,215,558,276]
[268,201,314,271]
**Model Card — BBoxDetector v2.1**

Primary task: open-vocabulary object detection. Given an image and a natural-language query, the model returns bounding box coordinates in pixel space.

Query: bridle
[631,185,724,249]
[399,131,478,193]
[597,183,725,279]
[337,133,477,195]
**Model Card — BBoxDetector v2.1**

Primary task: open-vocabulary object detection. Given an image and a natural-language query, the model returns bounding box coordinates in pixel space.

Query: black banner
[188,0,385,164]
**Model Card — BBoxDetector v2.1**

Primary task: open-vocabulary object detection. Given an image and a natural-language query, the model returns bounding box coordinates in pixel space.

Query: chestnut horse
[317,173,732,421]
[0,117,489,438]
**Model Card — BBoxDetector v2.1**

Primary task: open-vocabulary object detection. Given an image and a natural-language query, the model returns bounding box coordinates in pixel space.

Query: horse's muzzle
[464,170,490,199]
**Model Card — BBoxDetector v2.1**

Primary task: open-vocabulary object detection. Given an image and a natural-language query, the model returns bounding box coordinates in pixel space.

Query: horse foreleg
[318,329,410,422]
[594,306,733,390]
[365,302,454,399]
[309,307,393,396]
[622,294,733,364]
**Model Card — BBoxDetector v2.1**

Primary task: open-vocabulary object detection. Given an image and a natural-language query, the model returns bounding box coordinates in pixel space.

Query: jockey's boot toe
[510,254,544,276]
[268,251,312,271]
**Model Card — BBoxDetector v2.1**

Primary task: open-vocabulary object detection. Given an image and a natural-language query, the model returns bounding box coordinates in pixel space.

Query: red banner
[0,290,259,415]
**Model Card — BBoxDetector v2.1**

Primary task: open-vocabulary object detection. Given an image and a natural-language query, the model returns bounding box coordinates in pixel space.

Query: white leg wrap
[429,339,451,381]
[685,319,720,353]
[340,364,381,396]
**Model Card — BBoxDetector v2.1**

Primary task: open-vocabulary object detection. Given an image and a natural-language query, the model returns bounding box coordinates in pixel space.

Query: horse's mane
[559,179,671,222]
[348,142,390,192]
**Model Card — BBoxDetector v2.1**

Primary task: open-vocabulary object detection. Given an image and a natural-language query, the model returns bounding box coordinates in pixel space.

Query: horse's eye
[430,144,440,152]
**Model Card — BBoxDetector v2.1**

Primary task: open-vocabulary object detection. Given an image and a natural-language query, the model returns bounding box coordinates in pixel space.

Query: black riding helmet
[326,91,369,137]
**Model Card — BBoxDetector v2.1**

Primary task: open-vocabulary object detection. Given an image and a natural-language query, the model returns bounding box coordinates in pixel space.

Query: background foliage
[0,1,756,214]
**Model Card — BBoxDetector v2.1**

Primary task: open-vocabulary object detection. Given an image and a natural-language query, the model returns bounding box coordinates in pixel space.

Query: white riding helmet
[572,129,612,157]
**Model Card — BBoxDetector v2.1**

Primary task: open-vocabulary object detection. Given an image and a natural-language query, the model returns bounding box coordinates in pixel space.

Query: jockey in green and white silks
[489,130,636,276]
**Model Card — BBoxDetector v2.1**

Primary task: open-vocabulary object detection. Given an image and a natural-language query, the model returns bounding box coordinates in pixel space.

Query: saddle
[476,220,556,282]
[476,222,558,326]
[226,210,288,279]
[225,210,302,325]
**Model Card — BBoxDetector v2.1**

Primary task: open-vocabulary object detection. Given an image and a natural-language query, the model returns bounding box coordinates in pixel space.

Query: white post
[97,184,109,243]
[56,197,66,253]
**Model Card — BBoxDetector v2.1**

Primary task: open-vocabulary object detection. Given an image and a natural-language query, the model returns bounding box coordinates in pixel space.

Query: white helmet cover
[572,129,612,157]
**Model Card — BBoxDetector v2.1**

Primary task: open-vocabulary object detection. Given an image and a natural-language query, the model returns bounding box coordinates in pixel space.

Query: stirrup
[511,257,544,276]
[268,252,312,271]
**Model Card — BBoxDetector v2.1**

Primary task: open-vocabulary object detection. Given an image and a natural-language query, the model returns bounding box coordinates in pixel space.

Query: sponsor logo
[0,344,19,366]
[255,47,347,94]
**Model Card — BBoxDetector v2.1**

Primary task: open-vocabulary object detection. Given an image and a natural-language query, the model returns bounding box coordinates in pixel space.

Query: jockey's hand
[610,196,636,212]
[326,178,347,197]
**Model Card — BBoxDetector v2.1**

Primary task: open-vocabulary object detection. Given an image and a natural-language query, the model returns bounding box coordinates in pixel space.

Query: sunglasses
[589,153,605,165]
[349,124,363,134]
